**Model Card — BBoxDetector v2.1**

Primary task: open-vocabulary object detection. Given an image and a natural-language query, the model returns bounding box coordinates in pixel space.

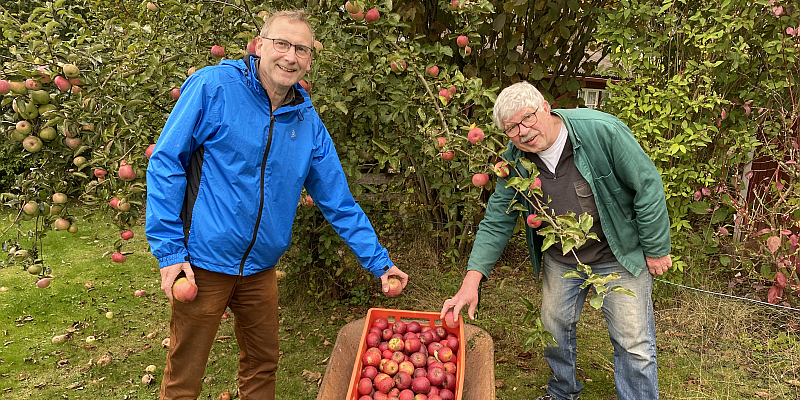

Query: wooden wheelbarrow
[316,317,495,399]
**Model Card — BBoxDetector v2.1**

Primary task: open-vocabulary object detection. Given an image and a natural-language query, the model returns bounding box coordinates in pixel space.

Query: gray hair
[492,81,545,131]
[259,10,315,44]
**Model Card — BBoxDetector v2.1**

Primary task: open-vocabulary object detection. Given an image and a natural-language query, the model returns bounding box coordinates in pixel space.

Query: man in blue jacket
[146,10,408,400]
[441,82,671,400]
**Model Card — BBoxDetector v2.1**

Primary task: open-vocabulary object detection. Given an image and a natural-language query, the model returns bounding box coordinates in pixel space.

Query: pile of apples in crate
[355,312,461,400]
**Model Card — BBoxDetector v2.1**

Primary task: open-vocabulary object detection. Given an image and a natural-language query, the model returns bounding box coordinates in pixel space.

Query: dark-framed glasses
[261,37,313,59]
[503,110,539,138]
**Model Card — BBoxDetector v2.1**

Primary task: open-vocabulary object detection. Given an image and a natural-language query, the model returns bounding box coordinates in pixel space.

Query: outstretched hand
[440,270,484,321]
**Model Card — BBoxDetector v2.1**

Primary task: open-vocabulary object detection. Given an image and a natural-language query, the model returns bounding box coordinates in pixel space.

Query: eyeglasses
[503,110,539,138]
[260,37,313,59]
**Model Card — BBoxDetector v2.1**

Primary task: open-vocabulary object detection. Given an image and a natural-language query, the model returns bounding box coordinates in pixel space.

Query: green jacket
[467,108,671,279]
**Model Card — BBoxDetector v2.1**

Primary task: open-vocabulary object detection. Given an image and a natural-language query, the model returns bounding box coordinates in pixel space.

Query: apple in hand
[385,276,403,297]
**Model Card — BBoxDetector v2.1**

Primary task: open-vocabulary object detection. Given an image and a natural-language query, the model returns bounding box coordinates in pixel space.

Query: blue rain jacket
[145,56,393,278]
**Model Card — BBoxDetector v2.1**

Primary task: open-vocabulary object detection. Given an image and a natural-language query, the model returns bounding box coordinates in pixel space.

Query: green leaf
[334,101,348,115]
[589,295,604,309]
[610,286,637,297]
[562,271,582,279]
[541,234,556,251]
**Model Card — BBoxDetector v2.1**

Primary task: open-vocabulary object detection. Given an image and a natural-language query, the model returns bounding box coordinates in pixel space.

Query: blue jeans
[541,253,659,400]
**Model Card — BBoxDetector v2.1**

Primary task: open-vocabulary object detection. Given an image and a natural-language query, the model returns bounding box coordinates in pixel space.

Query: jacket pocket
[574,179,598,216]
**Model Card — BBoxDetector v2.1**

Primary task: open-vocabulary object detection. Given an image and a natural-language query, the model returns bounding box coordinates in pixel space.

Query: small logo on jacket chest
[291,130,296,138]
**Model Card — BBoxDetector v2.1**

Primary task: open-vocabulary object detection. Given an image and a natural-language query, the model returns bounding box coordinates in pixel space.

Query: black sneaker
[534,394,556,400]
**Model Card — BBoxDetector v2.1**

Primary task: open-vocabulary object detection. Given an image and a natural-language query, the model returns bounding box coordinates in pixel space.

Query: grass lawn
[0,211,798,399]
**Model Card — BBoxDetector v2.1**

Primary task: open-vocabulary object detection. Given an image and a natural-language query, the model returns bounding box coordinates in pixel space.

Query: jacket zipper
[239,112,276,275]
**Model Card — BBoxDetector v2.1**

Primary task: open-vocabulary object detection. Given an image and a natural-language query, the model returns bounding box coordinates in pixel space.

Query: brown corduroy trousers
[160,267,279,400]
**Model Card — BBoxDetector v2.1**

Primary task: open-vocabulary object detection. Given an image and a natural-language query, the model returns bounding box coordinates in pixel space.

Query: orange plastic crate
[346,308,465,400]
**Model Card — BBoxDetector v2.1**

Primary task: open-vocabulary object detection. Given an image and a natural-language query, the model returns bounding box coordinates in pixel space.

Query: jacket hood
[219,56,312,116]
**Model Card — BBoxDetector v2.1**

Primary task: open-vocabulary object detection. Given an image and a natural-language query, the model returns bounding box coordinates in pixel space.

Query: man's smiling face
[255,17,313,100]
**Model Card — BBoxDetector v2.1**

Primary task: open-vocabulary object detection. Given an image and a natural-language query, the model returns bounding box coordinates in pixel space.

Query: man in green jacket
[440,81,672,400]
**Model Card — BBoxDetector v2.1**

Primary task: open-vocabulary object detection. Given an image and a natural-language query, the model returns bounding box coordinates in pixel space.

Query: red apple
[382,359,398,375]
[443,373,456,391]
[415,394,428,400]
[362,365,378,380]
[472,173,489,187]
[94,169,107,179]
[437,88,450,102]
[410,352,427,368]
[145,143,156,159]
[365,8,379,23]
[493,161,510,178]
[434,327,447,340]
[363,347,382,367]
[25,79,41,90]
[390,59,407,73]
[393,320,407,334]
[211,45,225,57]
[366,332,381,348]
[426,65,439,77]
[373,317,389,330]
[398,360,415,376]
[54,75,71,91]
[411,376,431,394]
[0,80,10,94]
[36,278,51,288]
[385,277,403,297]
[172,277,198,303]
[350,9,365,20]
[394,371,412,390]
[464,46,472,56]
[435,137,447,148]
[448,0,462,11]
[109,197,120,209]
[444,311,459,329]
[135,289,146,297]
[374,372,395,393]
[405,337,422,353]
[118,164,136,181]
[299,79,311,92]
[427,365,445,386]
[456,35,468,47]
[529,177,542,190]
[438,388,454,400]
[357,377,373,395]
[400,389,415,400]
[391,351,406,364]
[121,230,134,240]
[527,214,542,228]
[407,321,422,333]
[112,252,127,263]
[467,127,484,143]
[171,87,180,100]
[445,336,459,352]
[440,151,454,161]
[443,361,456,375]
[435,346,453,362]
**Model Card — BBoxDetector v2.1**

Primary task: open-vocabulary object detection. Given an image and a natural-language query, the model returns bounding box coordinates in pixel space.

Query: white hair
[492,81,545,131]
